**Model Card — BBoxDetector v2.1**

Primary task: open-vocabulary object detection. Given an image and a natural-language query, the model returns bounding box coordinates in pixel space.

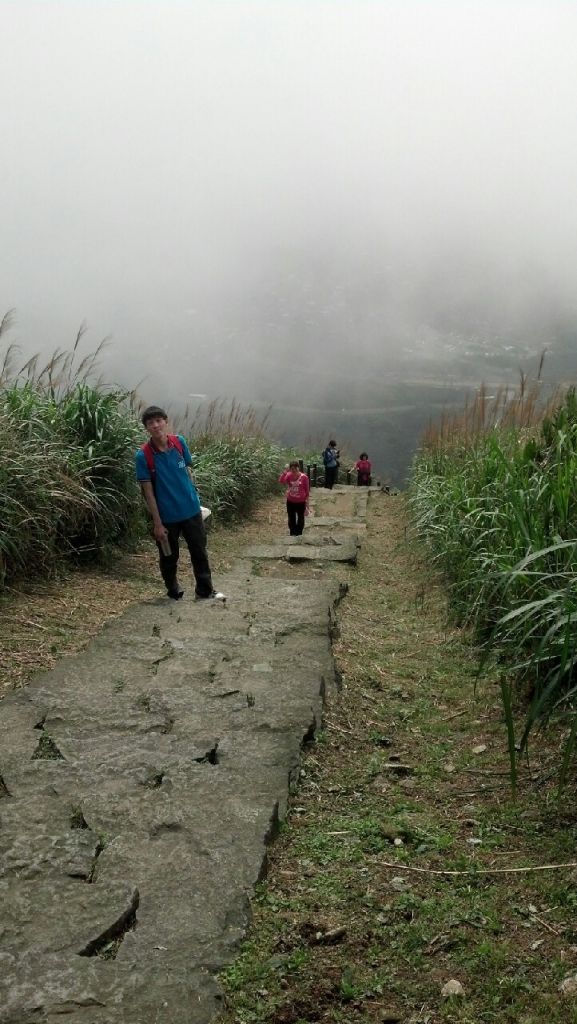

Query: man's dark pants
[324,466,338,490]
[157,513,213,597]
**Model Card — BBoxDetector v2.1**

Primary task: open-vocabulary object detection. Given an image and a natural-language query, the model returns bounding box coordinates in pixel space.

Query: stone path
[0,486,373,1023]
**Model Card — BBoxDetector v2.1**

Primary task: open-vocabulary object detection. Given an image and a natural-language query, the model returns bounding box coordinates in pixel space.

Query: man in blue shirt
[135,406,224,601]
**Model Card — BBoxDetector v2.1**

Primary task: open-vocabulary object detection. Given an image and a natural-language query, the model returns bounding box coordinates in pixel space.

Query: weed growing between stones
[70,807,89,829]
[78,890,139,959]
[31,732,64,760]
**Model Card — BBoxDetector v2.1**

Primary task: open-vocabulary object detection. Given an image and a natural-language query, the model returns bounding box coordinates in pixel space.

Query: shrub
[0,320,284,587]
[410,380,577,784]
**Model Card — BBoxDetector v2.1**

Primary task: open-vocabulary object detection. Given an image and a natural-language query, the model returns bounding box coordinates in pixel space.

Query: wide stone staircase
[0,486,373,1023]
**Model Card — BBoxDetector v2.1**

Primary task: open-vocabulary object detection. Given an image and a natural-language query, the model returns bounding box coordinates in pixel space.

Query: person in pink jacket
[279,461,310,536]
[355,452,372,486]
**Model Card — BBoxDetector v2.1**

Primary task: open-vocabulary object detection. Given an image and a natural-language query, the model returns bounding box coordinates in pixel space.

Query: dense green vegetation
[410,382,577,783]
[180,398,284,520]
[0,321,283,590]
[0,327,144,586]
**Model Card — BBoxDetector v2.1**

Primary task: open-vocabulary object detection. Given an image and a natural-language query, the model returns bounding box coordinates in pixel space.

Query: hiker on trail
[322,440,339,490]
[355,452,372,487]
[279,461,310,536]
[135,406,225,601]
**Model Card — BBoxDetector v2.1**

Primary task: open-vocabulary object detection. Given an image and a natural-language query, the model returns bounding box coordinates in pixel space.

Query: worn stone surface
[0,486,371,1023]
[244,536,359,564]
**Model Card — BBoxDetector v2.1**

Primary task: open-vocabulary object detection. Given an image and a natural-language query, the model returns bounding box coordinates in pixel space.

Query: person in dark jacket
[322,440,339,489]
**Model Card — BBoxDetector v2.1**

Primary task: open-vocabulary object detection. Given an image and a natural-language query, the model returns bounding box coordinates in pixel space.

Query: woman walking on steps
[355,452,372,486]
[279,461,310,536]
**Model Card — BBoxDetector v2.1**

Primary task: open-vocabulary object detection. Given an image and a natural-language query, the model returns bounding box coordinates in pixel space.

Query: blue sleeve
[180,436,193,467]
[135,449,151,482]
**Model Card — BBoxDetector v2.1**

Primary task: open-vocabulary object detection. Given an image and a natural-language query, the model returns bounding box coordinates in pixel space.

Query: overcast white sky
[2,1,577,394]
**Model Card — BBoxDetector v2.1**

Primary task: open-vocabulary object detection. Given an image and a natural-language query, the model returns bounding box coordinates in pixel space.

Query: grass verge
[219,493,577,1024]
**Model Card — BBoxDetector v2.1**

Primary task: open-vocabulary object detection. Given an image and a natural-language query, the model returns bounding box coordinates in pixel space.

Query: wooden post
[298,459,304,471]
[306,463,311,482]
[312,463,318,486]
[346,469,351,485]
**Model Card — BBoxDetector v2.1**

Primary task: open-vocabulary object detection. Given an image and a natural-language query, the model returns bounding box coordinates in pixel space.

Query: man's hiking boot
[167,585,184,600]
[195,590,226,602]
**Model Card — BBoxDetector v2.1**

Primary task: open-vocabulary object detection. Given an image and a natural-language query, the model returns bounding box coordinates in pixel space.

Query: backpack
[141,434,184,479]
[322,447,333,467]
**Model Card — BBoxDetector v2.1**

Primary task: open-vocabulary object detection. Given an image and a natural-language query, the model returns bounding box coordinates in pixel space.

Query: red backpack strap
[141,441,156,477]
[141,436,184,478]
[168,434,184,456]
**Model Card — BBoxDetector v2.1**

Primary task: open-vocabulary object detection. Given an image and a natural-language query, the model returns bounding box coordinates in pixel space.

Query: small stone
[398,778,416,791]
[299,858,315,869]
[472,744,487,755]
[466,838,482,845]
[370,775,390,792]
[393,837,404,847]
[559,974,577,997]
[443,762,456,773]
[312,925,347,945]
[389,877,411,892]
[441,979,465,998]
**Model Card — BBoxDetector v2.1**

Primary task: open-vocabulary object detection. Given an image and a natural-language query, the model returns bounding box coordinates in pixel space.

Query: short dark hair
[289,460,299,468]
[360,452,368,459]
[141,405,167,426]
[329,439,336,447]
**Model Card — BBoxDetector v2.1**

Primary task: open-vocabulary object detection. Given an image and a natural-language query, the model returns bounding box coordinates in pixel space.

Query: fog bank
[2,1,577,474]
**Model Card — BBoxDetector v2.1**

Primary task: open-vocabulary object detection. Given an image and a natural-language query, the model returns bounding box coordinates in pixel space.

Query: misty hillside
[134,260,577,484]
